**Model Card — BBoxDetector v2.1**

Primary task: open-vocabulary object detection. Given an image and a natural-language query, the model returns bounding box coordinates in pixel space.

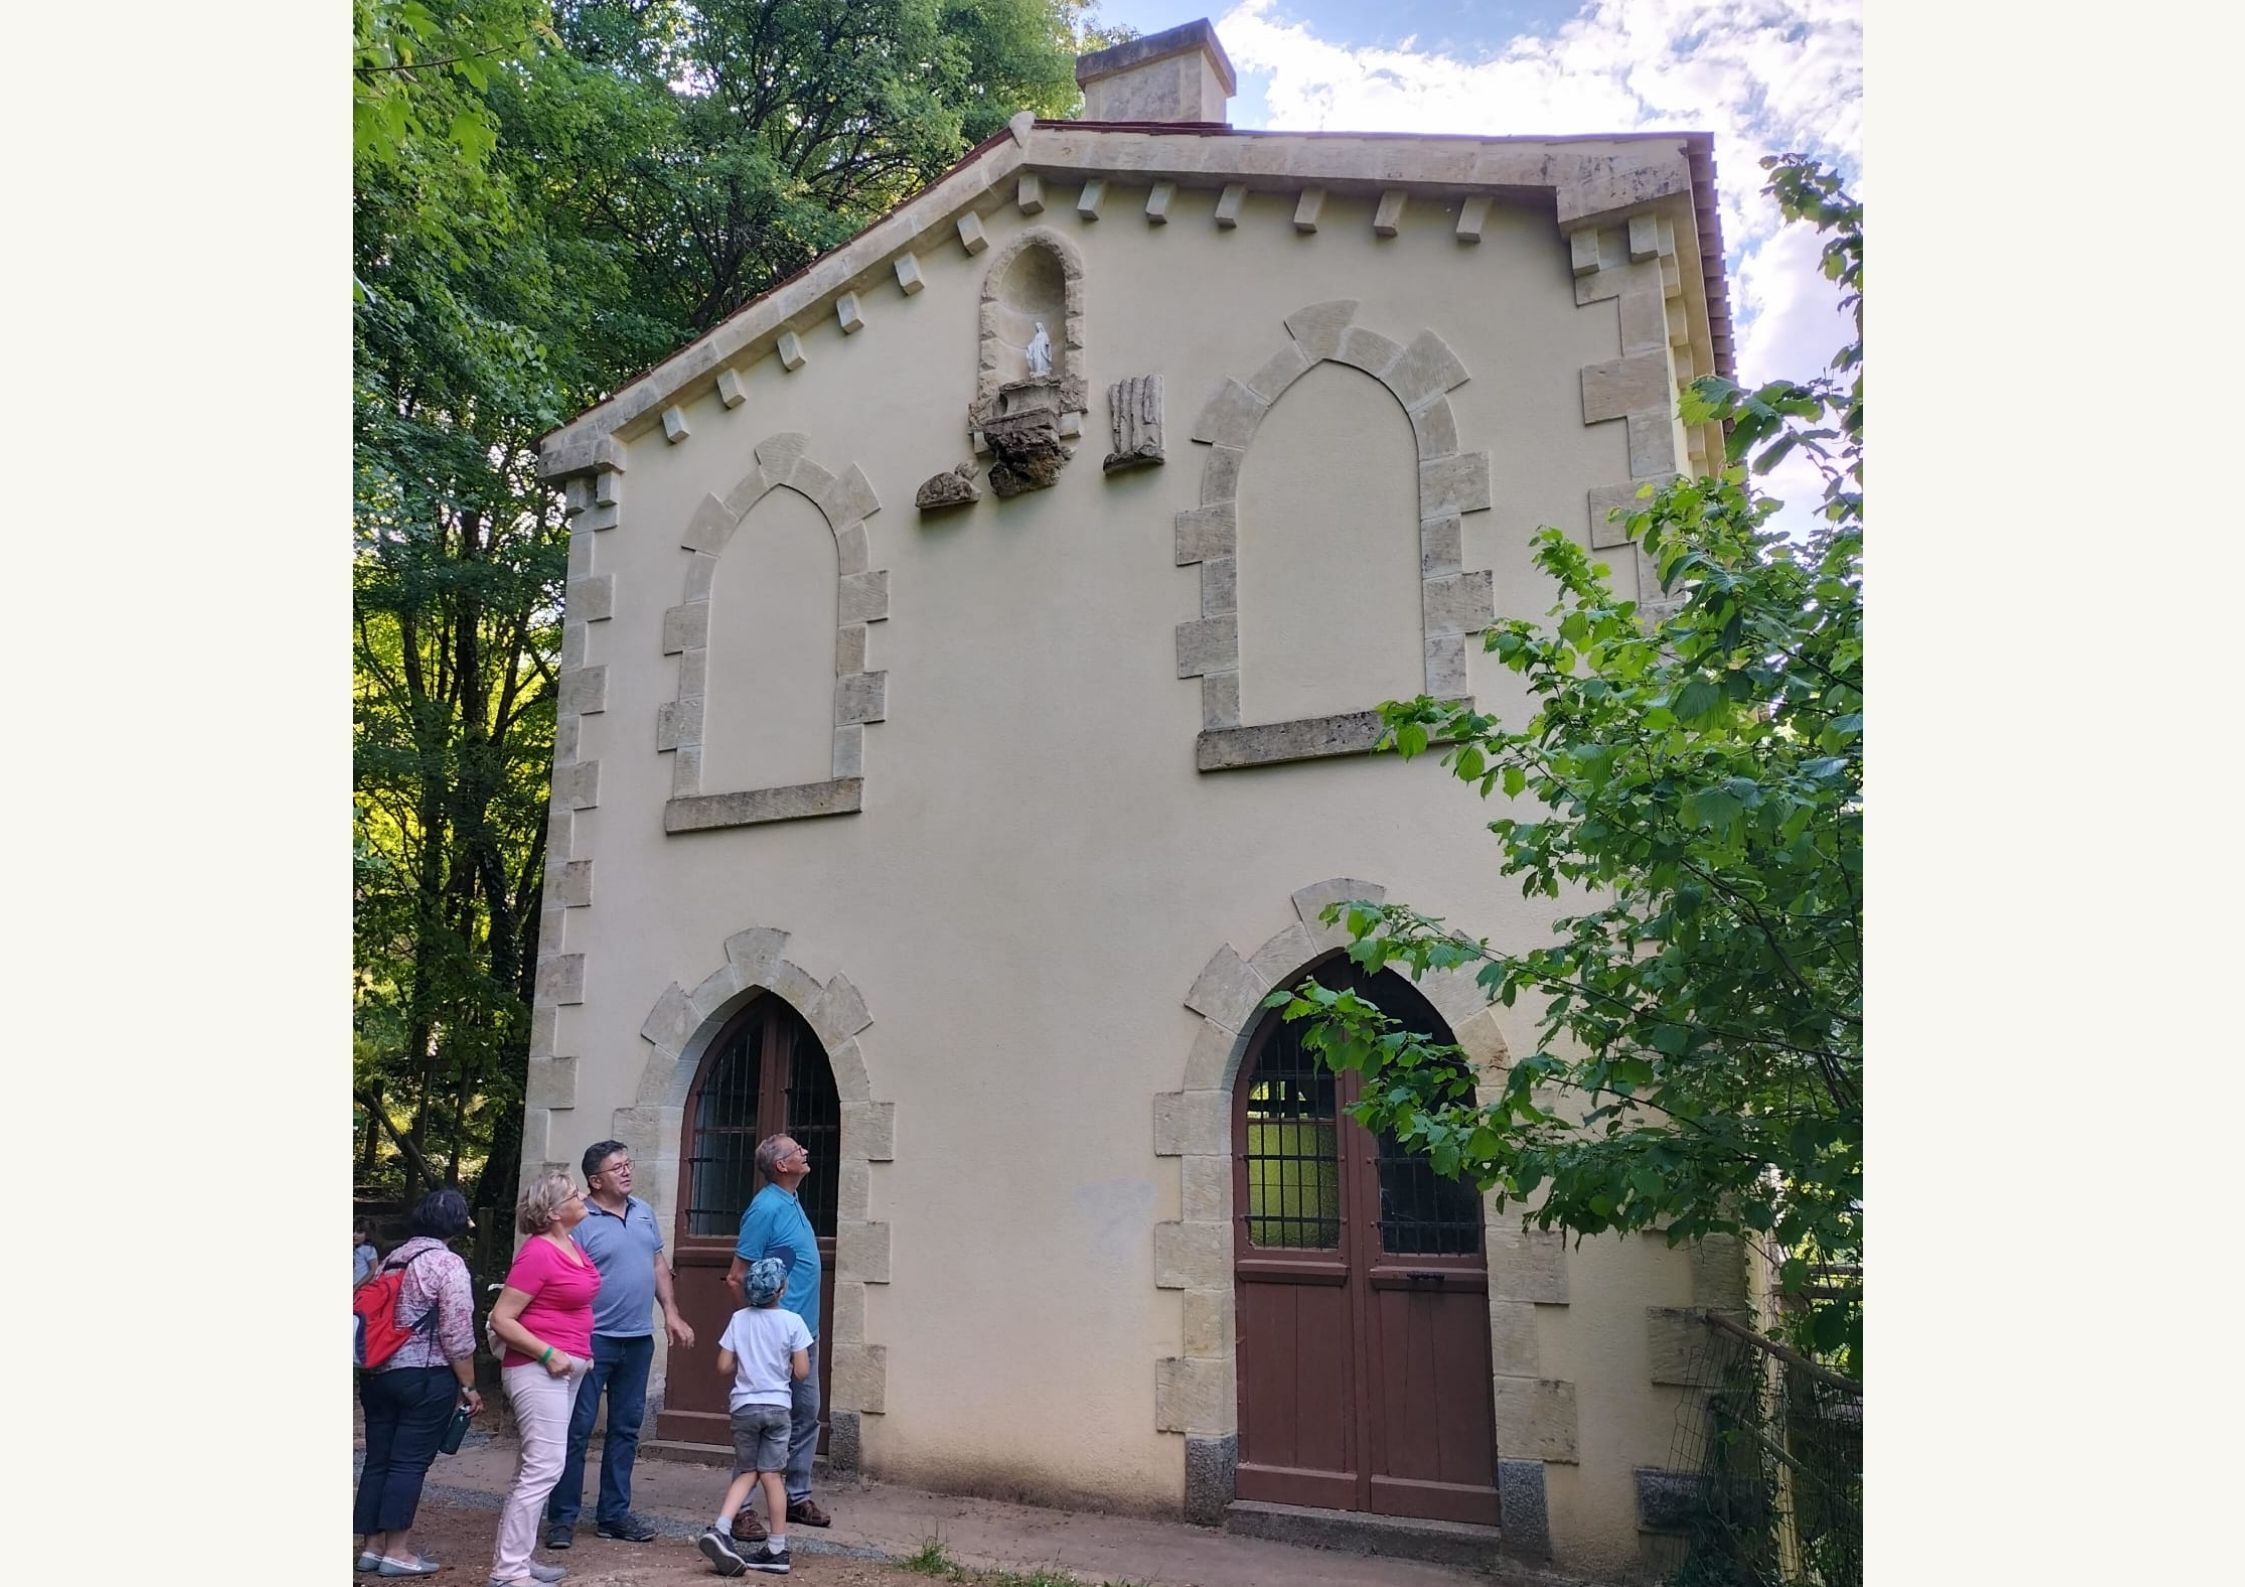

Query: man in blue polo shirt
[724,1133,829,1532]
[543,1139,696,1550]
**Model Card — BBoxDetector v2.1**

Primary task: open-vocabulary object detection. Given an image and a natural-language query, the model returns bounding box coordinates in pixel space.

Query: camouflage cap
[744,1256,788,1306]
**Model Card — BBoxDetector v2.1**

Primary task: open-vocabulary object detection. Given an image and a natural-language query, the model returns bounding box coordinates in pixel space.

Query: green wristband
[539,1346,554,1365]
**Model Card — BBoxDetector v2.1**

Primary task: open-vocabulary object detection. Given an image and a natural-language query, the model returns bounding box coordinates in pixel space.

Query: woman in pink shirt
[486,1170,601,1586]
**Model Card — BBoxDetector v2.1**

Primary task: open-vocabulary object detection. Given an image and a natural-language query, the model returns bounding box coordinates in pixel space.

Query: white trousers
[493,1360,585,1581]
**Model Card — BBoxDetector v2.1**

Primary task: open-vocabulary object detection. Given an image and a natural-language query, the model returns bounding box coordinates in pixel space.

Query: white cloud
[1214,0,1861,526]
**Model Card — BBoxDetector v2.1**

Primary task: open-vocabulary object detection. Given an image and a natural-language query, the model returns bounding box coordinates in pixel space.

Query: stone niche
[968,227,1088,498]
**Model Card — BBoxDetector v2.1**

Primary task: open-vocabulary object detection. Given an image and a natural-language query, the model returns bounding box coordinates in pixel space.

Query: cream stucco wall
[534,172,1722,1575]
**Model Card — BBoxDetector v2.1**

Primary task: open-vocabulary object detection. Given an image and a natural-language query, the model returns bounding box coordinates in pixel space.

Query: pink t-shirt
[500,1234,600,1367]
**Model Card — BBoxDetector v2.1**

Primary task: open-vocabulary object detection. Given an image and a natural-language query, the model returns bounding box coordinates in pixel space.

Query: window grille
[1372,1121,1483,1254]
[682,997,841,1240]
[1243,1020,1341,1249]
[685,1020,764,1238]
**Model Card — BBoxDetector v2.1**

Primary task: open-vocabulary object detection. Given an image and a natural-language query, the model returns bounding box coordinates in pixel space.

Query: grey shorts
[729,1403,791,1473]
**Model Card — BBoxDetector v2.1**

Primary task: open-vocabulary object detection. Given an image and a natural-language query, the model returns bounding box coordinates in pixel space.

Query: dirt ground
[379,1496,1079,1587]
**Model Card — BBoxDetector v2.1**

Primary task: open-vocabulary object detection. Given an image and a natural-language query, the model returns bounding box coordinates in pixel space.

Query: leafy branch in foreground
[1268,154,1863,1374]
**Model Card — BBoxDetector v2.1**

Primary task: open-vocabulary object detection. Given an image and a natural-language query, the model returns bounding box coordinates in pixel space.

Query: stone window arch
[1174,301,1498,771]
[658,432,889,832]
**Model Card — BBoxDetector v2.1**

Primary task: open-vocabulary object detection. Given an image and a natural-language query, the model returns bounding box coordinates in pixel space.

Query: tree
[1267,155,1863,1375]
[353,1,1100,1218]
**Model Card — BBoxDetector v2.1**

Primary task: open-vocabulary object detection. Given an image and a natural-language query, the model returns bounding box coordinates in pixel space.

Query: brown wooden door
[656,994,839,1446]
[1232,965,1500,1524]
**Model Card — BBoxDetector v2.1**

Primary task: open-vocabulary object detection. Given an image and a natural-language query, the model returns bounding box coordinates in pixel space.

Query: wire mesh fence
[1655,1311,1862,1587]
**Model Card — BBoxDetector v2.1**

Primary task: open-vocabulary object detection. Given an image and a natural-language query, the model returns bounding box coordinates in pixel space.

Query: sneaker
[543,1523,574,1550]
[744,1542,791,1575]
[376,1558,443,1579]
[526,1565,569,1584]
[357,1551,382,1573]
[698,1526,747,1577]
[595,1513,660,1542]
[784,1498,831,1527]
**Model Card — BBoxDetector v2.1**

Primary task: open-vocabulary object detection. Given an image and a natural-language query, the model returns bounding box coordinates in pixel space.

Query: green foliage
[354,1,1091,1205]
[1268,156,1864,1376]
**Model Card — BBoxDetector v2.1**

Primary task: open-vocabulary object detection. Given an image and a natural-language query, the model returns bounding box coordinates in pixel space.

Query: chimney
[1074,18,1236,125]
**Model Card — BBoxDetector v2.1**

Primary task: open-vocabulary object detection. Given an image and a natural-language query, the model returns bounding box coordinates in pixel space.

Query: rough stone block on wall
[1425,632,1469,699]
[1647,1307,1742,1387]
[1145,180,1176,223]
[526,1055,578,1111]
[529,1005,557,1062]
[1015,172,1044,214]
[1627,411,1681,478]
[1331,326,1402,379]
[1292,186,1326,233]
[552,860,593,909]
[776,330,807,372]
[833,521,869,578]
[1488,1299,1541,1377]
[1581,352,1674,425]
[826,1410,862,1472]
[1181,1285,1235,1356]
[1200,444,1245,505]
[1372,188,1407,237]
[1488,1222,1569,1304]
[1568,227,1602,277]
[555,760,602,810]
[1174,501,1235,565]
[558,665,607,718]
[956,211,988,255]
[1201,670,1240,731]
[716,368,748,408]
[1497,1460,1552,1560]
[834,292,864,335]
[810,973,874,1047]
[840,1100,896,1162]
[1387,329,1472,407]
[684,553,721,604]
[766,958,825,1014]
[689,960,749,1023]
[829,1343,887,1414]
[1181,1018,1243,1093]
[1450,1005,1511,1070]
[1282,298,1358,360]
[836,1220,892,1285]
[1410,398,1460,459]
[1153,1090,1230,1159]
[1184,1436,1238,1527]
[1180,1155,1231,1224]
[662,405,690,444]
[834,623,868,676]
[1619,288,1669,357]
[822,465,882,529]
[593,467,620,507]
[1174,614,1238,679]
[1200,556,1236,618]
[835,671,888,726]
[835,1154,871,1221]
[831,722,864,780]
[1456,195,1491,243]
[536,954,585,1008]
[1628,212,1662,262]
[1420,511,1463,579]
[1155,1354,1236,1435]
[724,926,789,984]
[566,575,614,624]
[519,1106,552,1170]
[1153,1219,1229,1291]
[640,982,696,1058]
[1076,177,1106,220]
[1423,569,1496,637]
[1184,943,1270,1031]
[1213,183,1246,228]
[1492,1376,1578,1463]
[1245,342,1313,406]
[1419,451,1492,517]
[893,254,925,296]
[1589,480,1665,549]
[655,698,702,753]
[837,569,890,625]
[1690,1234,1750,1312]
[1246,922,1319,992]
[829,1280,867,1347]
[1190,378,1267,449]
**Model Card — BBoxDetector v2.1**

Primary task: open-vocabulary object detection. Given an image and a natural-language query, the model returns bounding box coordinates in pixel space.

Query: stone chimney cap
[1076,18,1237,97]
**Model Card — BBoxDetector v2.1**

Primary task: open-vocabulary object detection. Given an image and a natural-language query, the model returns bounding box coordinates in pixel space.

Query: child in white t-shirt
[700,1257,811,1576]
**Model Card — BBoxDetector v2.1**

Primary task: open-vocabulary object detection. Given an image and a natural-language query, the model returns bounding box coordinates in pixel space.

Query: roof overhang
[540,116,1734,480]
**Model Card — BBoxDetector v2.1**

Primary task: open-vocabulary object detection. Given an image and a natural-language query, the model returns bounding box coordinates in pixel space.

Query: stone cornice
[539,124,1725,480]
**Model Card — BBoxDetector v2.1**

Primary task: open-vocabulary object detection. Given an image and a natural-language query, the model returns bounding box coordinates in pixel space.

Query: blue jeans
[545,1333,654,1528]
[355,1366,458,1535]
[787,1340,821,1504]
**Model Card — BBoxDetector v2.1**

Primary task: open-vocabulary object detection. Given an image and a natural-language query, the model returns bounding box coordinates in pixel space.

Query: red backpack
[354,1250,439,1370]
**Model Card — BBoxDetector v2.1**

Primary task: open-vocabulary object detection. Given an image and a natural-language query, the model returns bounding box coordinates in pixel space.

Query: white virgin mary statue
[1025,321,1053,379]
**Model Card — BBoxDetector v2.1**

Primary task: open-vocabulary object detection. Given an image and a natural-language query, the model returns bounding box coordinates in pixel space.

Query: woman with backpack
[354,1188,484,1577]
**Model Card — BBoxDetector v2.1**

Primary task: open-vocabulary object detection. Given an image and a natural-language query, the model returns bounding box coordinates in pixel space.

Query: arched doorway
[1232,961,1501,1524]
[655,992,839,1446]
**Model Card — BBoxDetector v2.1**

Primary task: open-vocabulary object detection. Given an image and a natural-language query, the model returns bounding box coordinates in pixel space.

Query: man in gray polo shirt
[543,1139,696,1549]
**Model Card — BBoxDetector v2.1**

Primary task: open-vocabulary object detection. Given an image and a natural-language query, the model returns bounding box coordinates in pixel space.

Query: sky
[1090,0,1863,521]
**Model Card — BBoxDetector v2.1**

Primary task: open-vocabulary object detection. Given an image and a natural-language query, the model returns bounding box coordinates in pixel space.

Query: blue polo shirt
[735,1184,821,1341]
[572,1194,664,1338]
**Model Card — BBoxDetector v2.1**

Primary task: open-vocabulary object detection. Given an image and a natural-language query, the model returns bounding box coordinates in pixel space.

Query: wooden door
[1232,965,1500,1524]
[655,994,839,1446]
